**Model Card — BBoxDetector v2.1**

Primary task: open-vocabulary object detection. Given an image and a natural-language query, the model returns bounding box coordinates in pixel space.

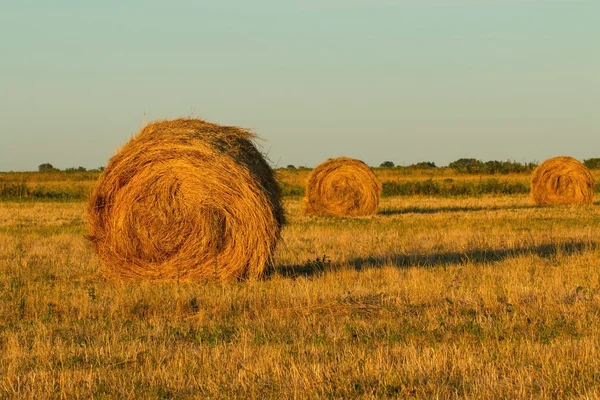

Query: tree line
[39,158,600,174]
[37,163,104,173]
[376,158,600,174]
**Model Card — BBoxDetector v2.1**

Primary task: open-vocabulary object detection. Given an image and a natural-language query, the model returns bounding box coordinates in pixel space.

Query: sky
[0,0,598,171]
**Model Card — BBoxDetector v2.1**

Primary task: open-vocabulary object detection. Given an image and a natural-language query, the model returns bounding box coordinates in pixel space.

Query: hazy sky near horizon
[1,0,598,171]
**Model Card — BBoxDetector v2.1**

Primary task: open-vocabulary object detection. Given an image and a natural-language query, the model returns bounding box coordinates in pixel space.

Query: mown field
[2,170,600,398]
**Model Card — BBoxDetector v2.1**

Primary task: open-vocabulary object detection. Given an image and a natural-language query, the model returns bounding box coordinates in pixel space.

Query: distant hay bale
[530,156,595,206]
[87,118,285,281]
[304,157,381,216]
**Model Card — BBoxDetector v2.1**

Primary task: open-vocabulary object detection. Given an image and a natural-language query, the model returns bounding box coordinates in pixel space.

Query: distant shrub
[410,161,437,169]
[380,161,395,168]
[0,182,28,198]
[448,159,481,174]
[381,179,530,197]
[583,158,600,170]
[65,166,87,173]
[286,165,296,170]
[448,159,536,174]
[280,183,304,197]
[38,163,57,173]
[0,182,89,201]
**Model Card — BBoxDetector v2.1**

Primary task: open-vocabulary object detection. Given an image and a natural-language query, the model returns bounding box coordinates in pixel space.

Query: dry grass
[87,119,285,281]
[2,193,600,398]
[531,156,595,206]
[304,157,381,216]
[6,167,600,201]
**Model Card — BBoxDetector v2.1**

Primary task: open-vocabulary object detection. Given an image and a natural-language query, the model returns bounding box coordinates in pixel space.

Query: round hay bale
[87,118,285,281]
[304,157,381,216]
[530,156,595,206]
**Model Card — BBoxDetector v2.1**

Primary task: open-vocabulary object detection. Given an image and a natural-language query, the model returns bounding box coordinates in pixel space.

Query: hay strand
[304,157,381,216]
[87,118,285,281]
[530,156,594,206]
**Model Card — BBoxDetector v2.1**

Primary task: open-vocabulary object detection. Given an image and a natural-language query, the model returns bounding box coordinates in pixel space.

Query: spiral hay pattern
[304,157,381,217]
[87,118,285,281]
[530,156,595,206]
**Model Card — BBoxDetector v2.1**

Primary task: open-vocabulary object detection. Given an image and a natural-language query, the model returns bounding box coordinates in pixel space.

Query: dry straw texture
[530,156,595,206]
[304,157,381,216]
[88,118,285,281]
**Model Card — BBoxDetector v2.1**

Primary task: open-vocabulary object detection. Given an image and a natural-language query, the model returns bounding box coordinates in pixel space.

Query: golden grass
[87,119,285,281]
[2,194,600,397]
[304,157,382,216]
[5,167,600,201]
[531,156,595,206]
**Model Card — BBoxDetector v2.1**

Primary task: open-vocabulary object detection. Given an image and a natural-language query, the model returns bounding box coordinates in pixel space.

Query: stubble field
[1,170,600,398]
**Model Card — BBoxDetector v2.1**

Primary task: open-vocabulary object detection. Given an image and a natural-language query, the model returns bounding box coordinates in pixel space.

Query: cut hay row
[530,156,595,206]
[87,118,285,281]
[303,157,382,217]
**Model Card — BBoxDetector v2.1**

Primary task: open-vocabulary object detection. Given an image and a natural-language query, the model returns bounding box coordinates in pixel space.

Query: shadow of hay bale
[275,240,595,279]
[378,204,537,216]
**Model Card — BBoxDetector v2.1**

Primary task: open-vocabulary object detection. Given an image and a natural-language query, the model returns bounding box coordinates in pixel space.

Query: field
[0,168,539,200]
[2,170,600,398]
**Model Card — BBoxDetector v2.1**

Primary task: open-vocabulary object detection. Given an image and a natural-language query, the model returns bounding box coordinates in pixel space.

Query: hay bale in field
[303,157,381,216]
[530,156,595,206]
[87,118,285,281]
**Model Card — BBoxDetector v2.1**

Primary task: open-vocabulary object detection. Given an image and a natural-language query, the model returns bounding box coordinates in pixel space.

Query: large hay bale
[88,118,285,281]
[530,156,595,206]
[304,157,381,216]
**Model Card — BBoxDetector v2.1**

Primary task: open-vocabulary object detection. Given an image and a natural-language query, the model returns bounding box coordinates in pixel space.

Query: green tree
[411,161,437,169]
[448,158,483,174]
[38,163,56,172]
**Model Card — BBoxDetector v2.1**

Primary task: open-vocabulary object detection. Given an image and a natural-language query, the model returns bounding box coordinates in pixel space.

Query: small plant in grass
[304,255,332,274]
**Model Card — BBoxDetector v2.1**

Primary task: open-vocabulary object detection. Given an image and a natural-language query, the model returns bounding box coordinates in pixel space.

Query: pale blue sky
[1,0,598,171]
